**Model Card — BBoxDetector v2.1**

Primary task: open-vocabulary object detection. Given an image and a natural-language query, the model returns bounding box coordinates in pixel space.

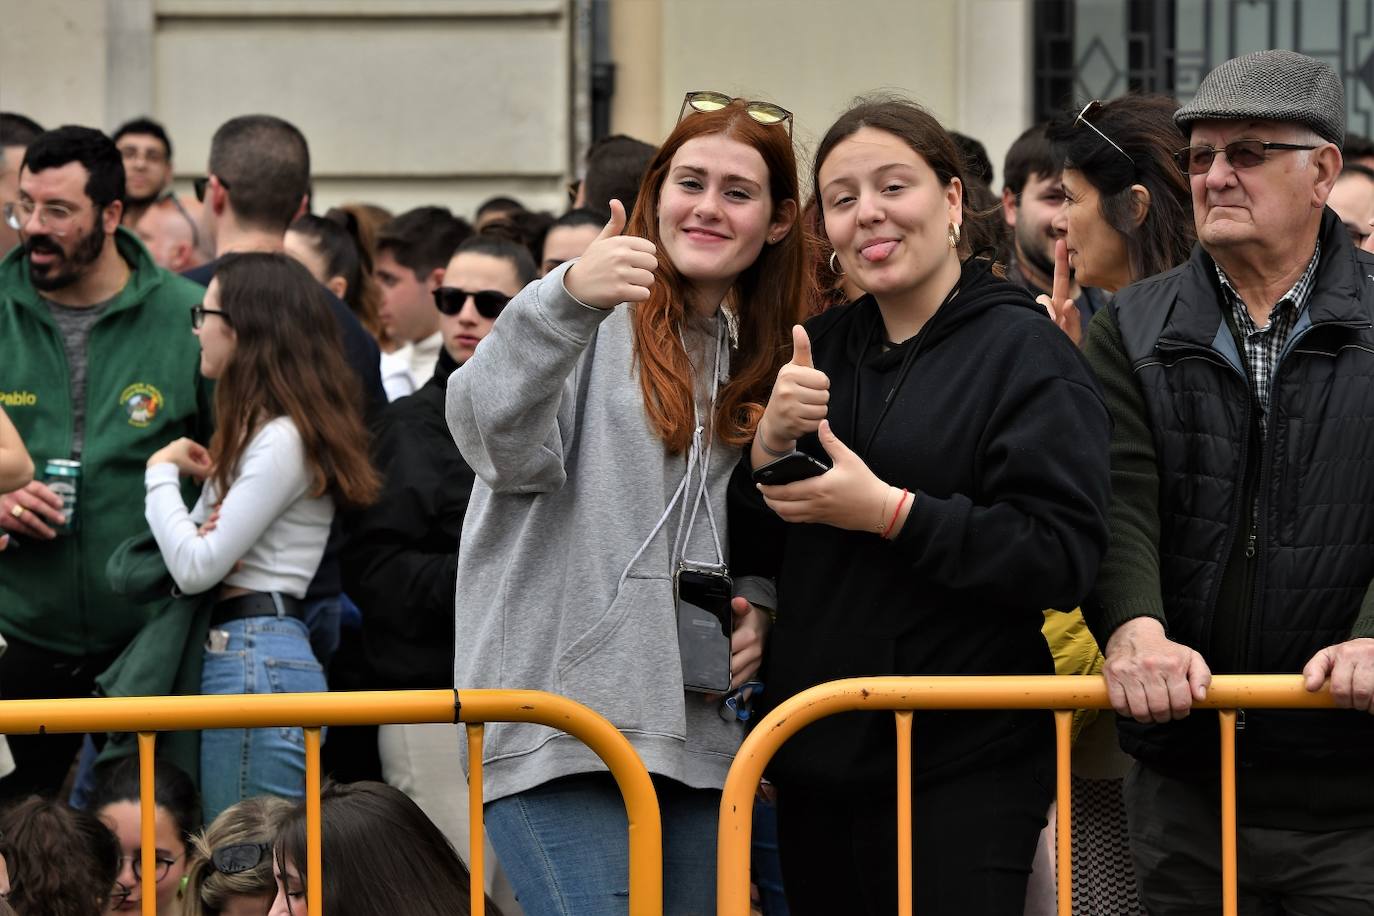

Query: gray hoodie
[447,263,765,802]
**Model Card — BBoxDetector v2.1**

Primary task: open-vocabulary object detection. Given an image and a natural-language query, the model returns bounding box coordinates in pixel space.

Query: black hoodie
[729,257,1111,791]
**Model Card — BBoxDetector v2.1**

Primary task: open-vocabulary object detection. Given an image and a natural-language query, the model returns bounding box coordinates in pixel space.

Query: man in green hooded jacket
[0,125,208,797]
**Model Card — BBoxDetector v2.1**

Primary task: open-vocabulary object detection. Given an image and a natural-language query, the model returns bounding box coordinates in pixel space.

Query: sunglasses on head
[211,842,272,875]
[678,91,793,136]
[433,287,511,319]
[1074,100,1134,168]
[1173,138,1320,175]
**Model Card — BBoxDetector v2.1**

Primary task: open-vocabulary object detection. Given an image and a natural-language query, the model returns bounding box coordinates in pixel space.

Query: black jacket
[1097,209,1374,827]
[342,350,473,688]
[730,258,1111,791]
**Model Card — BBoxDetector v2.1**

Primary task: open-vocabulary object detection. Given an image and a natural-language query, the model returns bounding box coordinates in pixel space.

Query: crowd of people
[1,46,1374,915]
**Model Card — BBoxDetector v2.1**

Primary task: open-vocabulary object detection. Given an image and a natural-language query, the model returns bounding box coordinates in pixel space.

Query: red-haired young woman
[447,93,804,915]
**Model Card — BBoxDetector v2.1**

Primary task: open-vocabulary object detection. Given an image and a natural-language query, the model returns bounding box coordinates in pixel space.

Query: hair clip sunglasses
[678,91,793,137]
[1074,100,1134,168]
[211,842,272,875]
[433,287,511,319]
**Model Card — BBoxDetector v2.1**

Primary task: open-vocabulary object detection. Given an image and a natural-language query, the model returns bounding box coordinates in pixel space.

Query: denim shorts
[200,615,326,823]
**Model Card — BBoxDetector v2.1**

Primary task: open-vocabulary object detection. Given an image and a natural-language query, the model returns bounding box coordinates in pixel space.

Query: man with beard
[1001,122,1108,326]
[112,117,174,228]
[0,125,207,798]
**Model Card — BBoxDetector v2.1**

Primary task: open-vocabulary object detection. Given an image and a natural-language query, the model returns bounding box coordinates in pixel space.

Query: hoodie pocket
[557,576,686,736]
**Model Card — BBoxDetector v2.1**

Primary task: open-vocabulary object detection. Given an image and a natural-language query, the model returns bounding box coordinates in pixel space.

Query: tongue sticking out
[862,240,898,262]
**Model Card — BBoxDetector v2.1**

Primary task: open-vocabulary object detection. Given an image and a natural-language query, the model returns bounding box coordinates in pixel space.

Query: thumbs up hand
[1035,239,1083,347]
[756,325,831,453]
[563,199,659,309]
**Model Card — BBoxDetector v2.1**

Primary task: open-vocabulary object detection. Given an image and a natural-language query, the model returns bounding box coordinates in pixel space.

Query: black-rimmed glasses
[193,175,231,203]
[1075,100,1134,167]
[211,841,273,875]
[191,304,230,329]
[114,851,182,882]
[678,91,794,137]
[433,287,511,319]
[1173,139,1320,175]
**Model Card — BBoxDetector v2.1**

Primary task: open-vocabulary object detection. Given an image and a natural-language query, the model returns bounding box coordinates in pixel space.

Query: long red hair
[625,100,809,453]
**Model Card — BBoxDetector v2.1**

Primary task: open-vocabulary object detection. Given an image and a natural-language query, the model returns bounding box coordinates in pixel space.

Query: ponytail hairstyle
[812,96,1006,263]
[289,211,385,340]
[207,252,381,510]
[624,98,807,454]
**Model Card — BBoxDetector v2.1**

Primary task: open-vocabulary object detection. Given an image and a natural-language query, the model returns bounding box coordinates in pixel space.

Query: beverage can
[42,458,80,535]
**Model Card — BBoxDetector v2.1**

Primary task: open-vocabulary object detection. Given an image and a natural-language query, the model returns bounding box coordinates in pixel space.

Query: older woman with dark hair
[1039,94,1196,344]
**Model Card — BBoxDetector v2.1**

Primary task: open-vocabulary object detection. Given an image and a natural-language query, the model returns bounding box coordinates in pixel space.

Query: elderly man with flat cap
[1083,49,1374,913]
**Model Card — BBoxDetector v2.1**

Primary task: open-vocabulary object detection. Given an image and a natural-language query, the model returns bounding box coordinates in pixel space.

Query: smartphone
[676,564,734,693]
[752,450,831,485]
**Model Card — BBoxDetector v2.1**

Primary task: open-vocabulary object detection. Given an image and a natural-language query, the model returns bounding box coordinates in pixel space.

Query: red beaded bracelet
[882,488,910,539]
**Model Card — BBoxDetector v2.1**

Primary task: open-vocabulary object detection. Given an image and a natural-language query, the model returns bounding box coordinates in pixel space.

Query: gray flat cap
[1174,49,1345,145]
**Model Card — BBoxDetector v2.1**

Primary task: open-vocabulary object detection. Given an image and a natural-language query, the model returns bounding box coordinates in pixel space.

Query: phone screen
[677,569,733,693]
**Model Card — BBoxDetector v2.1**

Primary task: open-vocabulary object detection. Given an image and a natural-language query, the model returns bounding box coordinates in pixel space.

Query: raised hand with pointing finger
[563,199,659,309]
[1035,238,1082,347]
[753,325,831,463]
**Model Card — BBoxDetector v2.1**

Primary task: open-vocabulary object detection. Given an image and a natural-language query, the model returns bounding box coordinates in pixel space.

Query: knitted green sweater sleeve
[1081,307,1169,645]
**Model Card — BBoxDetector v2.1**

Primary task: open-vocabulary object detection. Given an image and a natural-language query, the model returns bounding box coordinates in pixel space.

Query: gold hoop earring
[947,221,961,249]
[829,250,845,275]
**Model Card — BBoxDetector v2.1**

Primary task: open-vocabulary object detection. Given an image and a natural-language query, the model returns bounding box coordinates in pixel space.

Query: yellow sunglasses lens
[748,104,788,125]
[690,94,732,113]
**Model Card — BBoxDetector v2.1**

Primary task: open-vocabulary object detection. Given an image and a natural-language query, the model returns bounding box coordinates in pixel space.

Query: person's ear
[211,177,230,217]
[1129,184,1152,228]
[768,198,798,244]
[946,177,963,226]
[1000,187,1018,226]
[169,240,192,272]
[426,266,446,292]
[326,275,348,300]
[292,195,309,224]
[102,199,123,235]
[1312,144,1343,209]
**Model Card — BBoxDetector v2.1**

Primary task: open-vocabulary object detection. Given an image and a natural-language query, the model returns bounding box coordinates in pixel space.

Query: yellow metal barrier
[0,689,662,916]
[716,674,1337,916]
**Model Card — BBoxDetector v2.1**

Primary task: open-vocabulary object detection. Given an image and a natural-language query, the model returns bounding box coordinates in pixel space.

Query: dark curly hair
[0,796,119,916]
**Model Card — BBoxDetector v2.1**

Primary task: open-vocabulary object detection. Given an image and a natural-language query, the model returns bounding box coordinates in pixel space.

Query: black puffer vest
[1114,210,1374,771]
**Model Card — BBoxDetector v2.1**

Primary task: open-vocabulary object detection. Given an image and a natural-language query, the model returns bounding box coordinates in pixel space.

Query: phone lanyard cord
[616,314,727,593]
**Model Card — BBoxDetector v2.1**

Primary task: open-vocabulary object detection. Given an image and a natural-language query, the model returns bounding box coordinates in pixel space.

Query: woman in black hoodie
[729,98,1113,915]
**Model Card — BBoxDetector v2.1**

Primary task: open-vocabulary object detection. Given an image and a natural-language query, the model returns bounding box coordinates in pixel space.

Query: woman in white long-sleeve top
[144,252,379,822]
[447,93,804,916]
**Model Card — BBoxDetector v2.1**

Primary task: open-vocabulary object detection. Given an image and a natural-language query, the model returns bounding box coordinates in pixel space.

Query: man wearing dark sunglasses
[1083,50,1374,914]
[339,233,535,915]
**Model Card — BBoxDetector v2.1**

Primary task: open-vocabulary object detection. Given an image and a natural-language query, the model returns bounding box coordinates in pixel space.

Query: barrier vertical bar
[305,726,323,915]
[1053,710,1072,916]
[1218,711,1237,916]
[138,732,157,916]
[895,711,913,916]
[468,724,486,916]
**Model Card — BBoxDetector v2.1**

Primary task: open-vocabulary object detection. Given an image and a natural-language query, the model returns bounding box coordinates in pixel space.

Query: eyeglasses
[1173,139,1320,175]
[191,304,230,329]
[3,199,84,237]
[118,145,169,166]
[1074,100,1134,168]
[193,175,231,203]
[211,842,272,875]
[678,91,794,137]
[433,287,511,319]
[158,189,201,251]
[114,851,182,882]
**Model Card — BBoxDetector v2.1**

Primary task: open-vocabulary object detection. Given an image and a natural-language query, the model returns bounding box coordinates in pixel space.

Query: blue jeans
[199,615,326,823]
[485,772,719,916]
